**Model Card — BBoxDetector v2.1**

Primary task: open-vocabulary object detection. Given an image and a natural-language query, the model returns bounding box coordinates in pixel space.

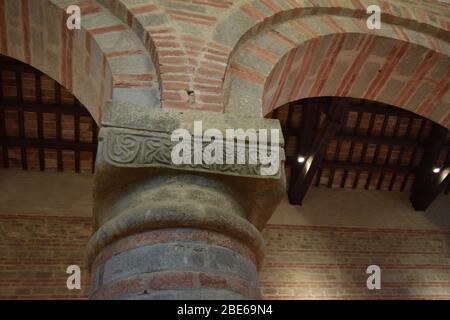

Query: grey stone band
[86,202,265,268]
[90,239,260,299]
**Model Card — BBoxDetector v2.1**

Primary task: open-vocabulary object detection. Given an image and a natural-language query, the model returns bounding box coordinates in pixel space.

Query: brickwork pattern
[98,0,449,119]
[0,214,91,299]
[226,10,449,128]
[261,224,450,300]
[0,0,158,122]
[2,214,450,300]
[1,1,449,126]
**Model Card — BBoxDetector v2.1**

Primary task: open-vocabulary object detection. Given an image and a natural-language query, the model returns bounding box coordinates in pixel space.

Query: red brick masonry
[1,214,449,300]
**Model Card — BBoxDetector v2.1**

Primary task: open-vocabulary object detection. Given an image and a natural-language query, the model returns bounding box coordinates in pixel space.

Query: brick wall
[0,214,91,299]
[260,224,450,300]
[2,212,450,300]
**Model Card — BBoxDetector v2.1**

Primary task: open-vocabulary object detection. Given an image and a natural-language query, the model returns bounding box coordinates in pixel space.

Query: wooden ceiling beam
[306,99,420,118]
[320,161,412,173]
[0,54,98,173]
[410,123,449,211]
[35,72,45,171]
[288,99,346,205]
[54,81,64,172]
[0,101,91,116]
[365,114,390,189]
[289,101,321,190]
[283,124,450,150]
[0,136,97,151]
[0,66,8,168]
[0,57,39,73]
[341,110,363,188]
[286,157,413,174]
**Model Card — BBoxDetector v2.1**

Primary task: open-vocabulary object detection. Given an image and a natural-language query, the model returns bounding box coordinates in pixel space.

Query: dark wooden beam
[410,167,449,210]
[15,70,28,170]
[445,170,450,195]
[380,116,402,190]
[74,99,81,173]
[286,157,414,173]
[288,100,346,205]
[55,82,63,172]
[285,129,428,148]
[289,101,321,189]
[365,114,390,189]
[328,110,349,188]
[346,102,418,118]
[0,58,39,73]
[320,161,412,173]
[35,72,45,171]
[410,123,449,211]
[353,113,376,189]
[401,119,426,191]
[0,100,91,115]
[341,110,363,188]
[390,117,415,191]
[0,136,97,151]
[1,56,98,174]
[308,99,420,119]
[0,66,9,168]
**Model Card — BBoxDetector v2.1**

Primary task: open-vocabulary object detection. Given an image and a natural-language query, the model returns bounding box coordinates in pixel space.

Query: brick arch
[224,12,450,128]
[93,0,449,112]
[214,0,448,51]
[97,0,238,111]
[213,0,450,115]
[0,0,159,124]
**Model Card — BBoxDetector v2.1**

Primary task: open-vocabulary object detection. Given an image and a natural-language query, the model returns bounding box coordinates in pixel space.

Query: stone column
[87,103,285,300]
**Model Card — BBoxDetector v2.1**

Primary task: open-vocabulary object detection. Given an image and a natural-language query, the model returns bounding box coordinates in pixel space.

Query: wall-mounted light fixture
[432,167,442,174]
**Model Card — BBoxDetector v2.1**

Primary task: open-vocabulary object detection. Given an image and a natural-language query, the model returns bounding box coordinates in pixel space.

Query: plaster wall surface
[0,169,93,217]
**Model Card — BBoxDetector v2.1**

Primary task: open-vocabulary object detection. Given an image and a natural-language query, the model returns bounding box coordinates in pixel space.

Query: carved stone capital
[94,101,286,231]
[101,127,267,177]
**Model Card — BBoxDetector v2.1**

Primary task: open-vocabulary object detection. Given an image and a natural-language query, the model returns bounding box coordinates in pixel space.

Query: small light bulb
[433,167,441,174]
[297,156,306,164]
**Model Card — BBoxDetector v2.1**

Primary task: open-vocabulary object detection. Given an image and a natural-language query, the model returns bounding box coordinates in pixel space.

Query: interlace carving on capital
[109,133,141,164]
[102,128,278,177]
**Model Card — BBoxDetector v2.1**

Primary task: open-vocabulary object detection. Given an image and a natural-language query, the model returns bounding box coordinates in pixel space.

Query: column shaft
[87,175,265,300]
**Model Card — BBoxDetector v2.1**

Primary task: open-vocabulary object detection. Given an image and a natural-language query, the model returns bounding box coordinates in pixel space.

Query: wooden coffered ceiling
[270,97,450,210]
[0,55,98,173]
